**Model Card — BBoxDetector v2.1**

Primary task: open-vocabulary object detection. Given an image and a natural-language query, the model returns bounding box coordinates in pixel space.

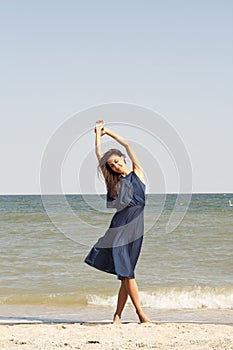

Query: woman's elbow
[125,141,131,149]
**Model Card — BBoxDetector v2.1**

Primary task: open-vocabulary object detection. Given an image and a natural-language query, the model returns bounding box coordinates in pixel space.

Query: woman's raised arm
[95,120,105,161]
[104,127,145,183]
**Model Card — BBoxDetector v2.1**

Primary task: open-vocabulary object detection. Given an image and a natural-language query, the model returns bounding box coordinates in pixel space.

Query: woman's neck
[120,167,131,177]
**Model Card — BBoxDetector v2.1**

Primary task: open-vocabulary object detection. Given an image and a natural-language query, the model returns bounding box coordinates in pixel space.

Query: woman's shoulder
[126,171,145,187]
[131,171,145,186]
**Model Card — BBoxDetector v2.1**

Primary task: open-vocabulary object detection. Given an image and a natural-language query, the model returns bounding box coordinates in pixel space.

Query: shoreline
[1,304,233,325]
[0,322,232,350]
[0,317,233,326]
[0,321,233,326]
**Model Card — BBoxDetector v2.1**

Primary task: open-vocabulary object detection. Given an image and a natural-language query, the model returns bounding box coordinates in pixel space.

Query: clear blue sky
[1,0,232,194]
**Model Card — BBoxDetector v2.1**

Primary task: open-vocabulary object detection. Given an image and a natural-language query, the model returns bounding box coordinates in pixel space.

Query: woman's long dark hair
[98,148,126,198]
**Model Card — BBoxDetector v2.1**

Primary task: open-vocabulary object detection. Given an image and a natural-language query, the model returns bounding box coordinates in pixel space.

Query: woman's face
[107,154,126,174]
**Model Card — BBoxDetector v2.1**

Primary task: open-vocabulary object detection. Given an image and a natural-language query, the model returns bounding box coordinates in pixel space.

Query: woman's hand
[95,120,106,136]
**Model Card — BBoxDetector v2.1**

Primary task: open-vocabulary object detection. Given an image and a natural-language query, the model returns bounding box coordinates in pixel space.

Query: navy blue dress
[85,172,145,280]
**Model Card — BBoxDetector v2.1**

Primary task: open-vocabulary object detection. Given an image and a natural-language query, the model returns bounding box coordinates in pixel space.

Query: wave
[1,286,232,309]
[87,286,233,310]
[0,293,87,307]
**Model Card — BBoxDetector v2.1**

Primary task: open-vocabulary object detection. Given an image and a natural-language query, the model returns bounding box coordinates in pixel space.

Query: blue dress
[85,172,145,280]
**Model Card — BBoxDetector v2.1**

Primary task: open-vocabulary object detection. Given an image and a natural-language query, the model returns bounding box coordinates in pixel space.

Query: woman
[85,120,150,324]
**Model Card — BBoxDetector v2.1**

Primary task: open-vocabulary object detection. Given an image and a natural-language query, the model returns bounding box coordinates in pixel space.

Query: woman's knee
[122,277,134,285]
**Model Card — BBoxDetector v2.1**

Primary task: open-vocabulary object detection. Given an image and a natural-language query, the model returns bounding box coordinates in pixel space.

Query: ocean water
[0,194,232,323]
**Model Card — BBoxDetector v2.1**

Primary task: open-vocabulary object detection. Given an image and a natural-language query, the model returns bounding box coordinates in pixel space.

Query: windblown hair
[98,148,126,198]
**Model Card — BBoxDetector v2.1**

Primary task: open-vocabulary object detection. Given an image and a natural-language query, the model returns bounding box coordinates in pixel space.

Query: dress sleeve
[107,179,134,210]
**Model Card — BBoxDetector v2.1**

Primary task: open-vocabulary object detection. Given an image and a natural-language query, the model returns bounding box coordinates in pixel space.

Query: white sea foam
[87,286,233,310]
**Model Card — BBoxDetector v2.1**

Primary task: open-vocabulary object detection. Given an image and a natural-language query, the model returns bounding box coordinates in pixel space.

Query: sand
[0,322,232,350]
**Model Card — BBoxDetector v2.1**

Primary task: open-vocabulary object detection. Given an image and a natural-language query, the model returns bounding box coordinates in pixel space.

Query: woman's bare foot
[137,312,151,323]
[113,313,122,324]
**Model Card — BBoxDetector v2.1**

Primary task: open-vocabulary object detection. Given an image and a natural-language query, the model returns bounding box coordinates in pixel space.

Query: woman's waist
[116,202,145,211]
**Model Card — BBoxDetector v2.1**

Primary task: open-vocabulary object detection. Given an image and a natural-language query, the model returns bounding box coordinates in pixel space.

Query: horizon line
[0,192,232,196]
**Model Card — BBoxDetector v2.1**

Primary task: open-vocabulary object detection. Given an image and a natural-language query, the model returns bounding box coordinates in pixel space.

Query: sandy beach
[0,322,232,350]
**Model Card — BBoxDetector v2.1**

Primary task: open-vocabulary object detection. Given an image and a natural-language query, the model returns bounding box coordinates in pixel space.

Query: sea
[0,193,232,324]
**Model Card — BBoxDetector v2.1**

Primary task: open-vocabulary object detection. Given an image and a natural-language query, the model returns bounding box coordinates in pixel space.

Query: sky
[1,0,232,194]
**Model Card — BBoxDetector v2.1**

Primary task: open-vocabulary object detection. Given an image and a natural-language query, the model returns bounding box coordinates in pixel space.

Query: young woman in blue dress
[85,120,150,324]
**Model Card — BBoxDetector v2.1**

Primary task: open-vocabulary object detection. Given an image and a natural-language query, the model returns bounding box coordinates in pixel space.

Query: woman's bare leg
[113,280,128,324]
[124,278,150,323]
